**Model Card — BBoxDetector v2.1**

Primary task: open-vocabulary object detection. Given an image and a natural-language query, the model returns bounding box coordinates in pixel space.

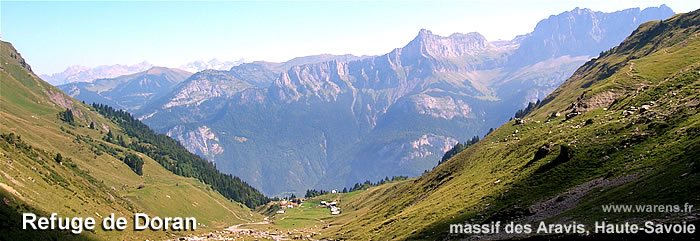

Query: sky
[1,0,697,75]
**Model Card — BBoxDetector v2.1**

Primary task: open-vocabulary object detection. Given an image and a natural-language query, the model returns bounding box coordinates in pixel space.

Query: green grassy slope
[322,10,700,240]
[0,41,262,240]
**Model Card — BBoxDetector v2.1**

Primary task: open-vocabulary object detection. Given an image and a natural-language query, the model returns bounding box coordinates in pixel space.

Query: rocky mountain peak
[508,5,674,67]
[404,29,491,58]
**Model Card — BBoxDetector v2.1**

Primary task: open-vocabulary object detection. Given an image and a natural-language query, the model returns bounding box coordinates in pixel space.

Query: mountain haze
[40,62,154,85]
[179,58,245,73]
[131,6,674,196]
[58,67,192,111]
[509,4,675,66]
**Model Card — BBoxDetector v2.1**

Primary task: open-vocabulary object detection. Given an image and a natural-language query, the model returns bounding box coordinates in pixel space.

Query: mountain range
[42,58,246,86]
[178,58,246,73]
[323,8,699,239]
[40,61,154,85]
[58,67,192,111]
[58,5,674,196]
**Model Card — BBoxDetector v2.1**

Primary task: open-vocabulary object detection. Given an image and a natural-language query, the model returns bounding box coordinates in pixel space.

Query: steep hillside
[322,9,699,240]
[58,67,192,110]
[135,6,673,196]
[0,41,265,240]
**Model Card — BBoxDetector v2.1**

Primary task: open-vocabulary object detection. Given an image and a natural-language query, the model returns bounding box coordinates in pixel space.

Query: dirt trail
[0,169,24,187]
[0,182,25,201]
[626,62,636,76]
[224,220,269,233]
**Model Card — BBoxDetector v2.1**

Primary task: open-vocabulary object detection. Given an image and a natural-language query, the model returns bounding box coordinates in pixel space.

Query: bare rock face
[163,70,252,108]
[404,29,492,58]
[45,89,73,110]
[509,5,674,66]
[569,90,622,113]
[373,134,459,168]
[272,60,350,103]
[166,125,224,160]
[407,134,459,160]
[408,94,472,120]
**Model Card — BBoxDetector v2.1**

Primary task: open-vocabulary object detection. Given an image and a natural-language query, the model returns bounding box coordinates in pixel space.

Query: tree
[469,136,480,145]
[342,187,348,193]
[58,108,75,125]
[391,176,408,181]
[104,130,114,143]
[121,153,144,176]
[514,100,540,119]
[486,128,495,137]
[438,135,483,166]
[439,143,466,165]
[54,153,63,163]
[89,122,95,129]
[116,134,126,147]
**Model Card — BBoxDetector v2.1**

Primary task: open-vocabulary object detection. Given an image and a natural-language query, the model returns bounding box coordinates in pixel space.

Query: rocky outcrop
[163,70,251,108]
[271,60,351,103]
[509,5,674,66]
[407,134,458,161]
[45,89,73,110]
[405,94,472,120]
[167,125,224,160]
[372,134,459,169]
[404,29,493,58]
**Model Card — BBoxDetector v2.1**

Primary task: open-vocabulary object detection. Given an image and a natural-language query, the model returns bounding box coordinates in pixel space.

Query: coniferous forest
[91,103,269,208]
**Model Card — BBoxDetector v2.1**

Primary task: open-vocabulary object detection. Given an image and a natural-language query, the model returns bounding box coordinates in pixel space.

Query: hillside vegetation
[0,40,264,240]
[320,9,700,240]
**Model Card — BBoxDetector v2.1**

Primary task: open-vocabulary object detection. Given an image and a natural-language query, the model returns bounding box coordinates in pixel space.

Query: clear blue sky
[1,0,697,74]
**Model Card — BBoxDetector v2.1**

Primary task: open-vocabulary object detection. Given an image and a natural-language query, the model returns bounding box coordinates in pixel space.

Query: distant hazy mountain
[179,58,245,73]
[509,4,675,66]
[225,54,368,87]
[252,54,368,73]
[136,6,672,196]
[40,61,153,85]
[58,67,192,110]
